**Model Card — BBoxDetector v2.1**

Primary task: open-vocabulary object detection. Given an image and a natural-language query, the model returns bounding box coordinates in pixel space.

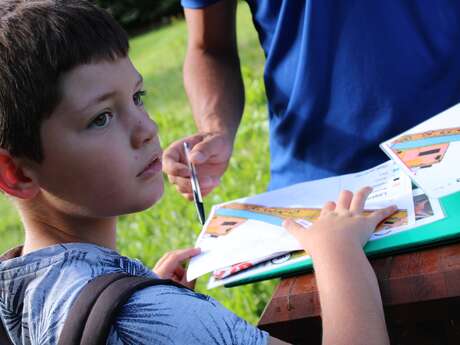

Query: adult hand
[153,247,201,289]
[163,132,233,200]
[283,187,398,255]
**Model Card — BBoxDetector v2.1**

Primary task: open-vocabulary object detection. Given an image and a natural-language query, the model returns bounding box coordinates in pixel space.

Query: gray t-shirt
[0,243,268,345]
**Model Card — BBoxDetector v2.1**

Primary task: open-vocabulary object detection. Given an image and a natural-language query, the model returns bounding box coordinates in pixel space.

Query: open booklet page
[187,161,416,282]
[207,184,444,289]
[380,102,460,198]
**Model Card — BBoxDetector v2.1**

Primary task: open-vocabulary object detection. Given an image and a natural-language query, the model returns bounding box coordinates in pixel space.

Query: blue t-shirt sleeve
[181,0,222,9]
[107,284,269,345]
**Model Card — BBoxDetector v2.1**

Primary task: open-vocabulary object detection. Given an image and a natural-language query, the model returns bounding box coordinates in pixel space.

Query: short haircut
[0,0,129,162]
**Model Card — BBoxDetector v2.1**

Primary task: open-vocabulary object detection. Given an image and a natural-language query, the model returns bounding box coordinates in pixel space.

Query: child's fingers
[320,201,336,216]
[153,248,201,277]
[166,248,201,265]
[282,219,306,240]
[336,190,353,210]
[350,186,373,213]
[369,205,398,227]
[181,277,197,290]
[174,265,186,279]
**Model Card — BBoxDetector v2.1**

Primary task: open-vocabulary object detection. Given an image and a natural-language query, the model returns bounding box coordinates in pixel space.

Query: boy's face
[31,57,163,217]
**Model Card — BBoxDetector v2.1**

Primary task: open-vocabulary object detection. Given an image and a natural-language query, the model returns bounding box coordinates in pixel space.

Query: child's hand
[153,247,201,289]
[283,187,397,256]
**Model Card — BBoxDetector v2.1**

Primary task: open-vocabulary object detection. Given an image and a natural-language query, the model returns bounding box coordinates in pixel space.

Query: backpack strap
[0,318,14,345]
[58,272,187,345]
[0,246,23,345]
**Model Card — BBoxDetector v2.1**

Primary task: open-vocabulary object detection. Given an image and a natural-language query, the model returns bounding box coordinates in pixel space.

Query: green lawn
[0,2,275,324]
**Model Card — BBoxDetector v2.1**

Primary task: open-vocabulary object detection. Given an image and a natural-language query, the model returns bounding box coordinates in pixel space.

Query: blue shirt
[182,0,460,190]
[0,243,268,345]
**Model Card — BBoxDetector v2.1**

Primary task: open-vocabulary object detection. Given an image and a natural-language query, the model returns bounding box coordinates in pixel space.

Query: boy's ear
[0,149,39,199]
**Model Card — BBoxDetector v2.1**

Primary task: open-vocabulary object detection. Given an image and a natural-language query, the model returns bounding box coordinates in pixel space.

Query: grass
[0,2,275,324]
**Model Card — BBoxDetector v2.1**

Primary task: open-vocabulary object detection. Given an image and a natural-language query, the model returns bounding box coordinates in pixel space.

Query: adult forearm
[311,243,389,345]
[184,48,244,143]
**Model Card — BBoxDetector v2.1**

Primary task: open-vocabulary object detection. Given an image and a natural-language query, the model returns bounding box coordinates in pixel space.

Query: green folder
[224,191,460,287]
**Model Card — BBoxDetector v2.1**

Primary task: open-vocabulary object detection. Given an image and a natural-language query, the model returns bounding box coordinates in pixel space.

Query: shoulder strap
[0,319,13,345]
[0,246,23,345]
[59,272,186,345]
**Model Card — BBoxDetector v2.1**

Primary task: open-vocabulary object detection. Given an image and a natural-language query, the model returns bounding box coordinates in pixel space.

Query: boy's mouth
[137,153,162,177]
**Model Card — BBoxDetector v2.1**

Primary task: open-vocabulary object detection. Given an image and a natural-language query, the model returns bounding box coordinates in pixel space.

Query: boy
[0,1,394,344]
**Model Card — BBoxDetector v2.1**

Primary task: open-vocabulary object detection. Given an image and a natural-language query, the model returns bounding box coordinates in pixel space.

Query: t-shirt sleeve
[107,284,269,345]
[181,0,222,9]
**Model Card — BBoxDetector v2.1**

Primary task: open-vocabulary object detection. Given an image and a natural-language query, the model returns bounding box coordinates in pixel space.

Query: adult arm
[184,0,244,139]
[163,0,244,199]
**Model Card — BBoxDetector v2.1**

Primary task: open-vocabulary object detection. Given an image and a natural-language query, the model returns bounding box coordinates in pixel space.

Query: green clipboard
[224,191,460,287]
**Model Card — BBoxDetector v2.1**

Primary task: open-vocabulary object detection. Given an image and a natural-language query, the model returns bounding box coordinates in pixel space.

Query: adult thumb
[191,135,231,164]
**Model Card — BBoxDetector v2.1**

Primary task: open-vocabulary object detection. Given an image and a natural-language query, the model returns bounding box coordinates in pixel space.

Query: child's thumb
[282,219,304,239]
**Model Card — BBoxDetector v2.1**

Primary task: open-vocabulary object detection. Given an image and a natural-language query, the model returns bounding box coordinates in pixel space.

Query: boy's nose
[131,113,158,149]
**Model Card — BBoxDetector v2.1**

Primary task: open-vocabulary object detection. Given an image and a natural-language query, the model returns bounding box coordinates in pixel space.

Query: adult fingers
[190,133,232,165]
[350,186,373,213]
[163,135,206,177]
[163,141,189,178]
[168,175,193,197]
[170,175,220,196]
[336,190,353,210]
[369,205,398,228]
[320,201,336,217]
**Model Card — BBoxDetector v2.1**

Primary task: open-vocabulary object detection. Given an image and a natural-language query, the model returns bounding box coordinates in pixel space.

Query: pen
[183,142,206,225]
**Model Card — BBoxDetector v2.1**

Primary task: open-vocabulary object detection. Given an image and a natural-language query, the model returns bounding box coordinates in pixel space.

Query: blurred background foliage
[0,1,273,324]
[95,0,183,33]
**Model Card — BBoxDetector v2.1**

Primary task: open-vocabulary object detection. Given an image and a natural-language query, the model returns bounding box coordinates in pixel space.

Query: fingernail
[191,152,205,163]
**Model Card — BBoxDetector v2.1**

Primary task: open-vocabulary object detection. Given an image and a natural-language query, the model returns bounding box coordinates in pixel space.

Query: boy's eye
[133,90,146,107]
[88,112,113,129]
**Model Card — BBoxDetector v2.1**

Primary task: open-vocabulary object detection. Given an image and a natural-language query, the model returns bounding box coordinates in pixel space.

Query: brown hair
[0,0,129,162]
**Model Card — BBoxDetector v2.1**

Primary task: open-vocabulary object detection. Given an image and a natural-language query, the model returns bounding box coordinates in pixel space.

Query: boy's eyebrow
[77,74,144,114]
[79,91,117,114]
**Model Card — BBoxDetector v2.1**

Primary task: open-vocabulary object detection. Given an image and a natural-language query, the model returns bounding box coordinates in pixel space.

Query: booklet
[187,161,415,281]
[186,102,460,288]
[380,102,460,198]
[207,185,444,289]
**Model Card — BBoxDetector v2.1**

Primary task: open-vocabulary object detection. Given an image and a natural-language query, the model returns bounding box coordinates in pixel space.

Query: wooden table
[258,242,460,344]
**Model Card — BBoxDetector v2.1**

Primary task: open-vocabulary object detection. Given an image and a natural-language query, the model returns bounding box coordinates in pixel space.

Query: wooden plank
[259,242,460,328]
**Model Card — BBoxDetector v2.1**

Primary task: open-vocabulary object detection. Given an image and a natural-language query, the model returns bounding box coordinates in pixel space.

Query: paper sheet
[187,161,414,281]
[207,185,444,289]
[380,102,460,198]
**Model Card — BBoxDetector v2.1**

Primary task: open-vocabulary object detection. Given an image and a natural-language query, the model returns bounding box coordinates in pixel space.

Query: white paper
[187,161,414,281]
[380,102,460,198]
[207,251,310,289]
[207,185,445,289]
